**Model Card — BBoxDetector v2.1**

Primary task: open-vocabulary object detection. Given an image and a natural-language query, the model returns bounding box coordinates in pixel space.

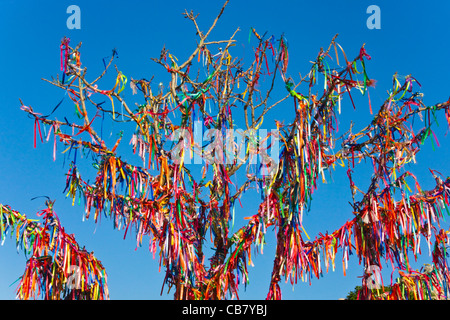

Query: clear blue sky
[0,0,449,300]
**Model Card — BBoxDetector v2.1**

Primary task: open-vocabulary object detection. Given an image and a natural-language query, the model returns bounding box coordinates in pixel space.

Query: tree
[2,1,450,300]
[0,201,108,300]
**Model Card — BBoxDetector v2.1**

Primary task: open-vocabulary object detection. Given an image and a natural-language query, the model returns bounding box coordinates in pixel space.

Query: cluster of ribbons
[0,202,108,300]
[357,227,450,300]
[16,29,450,301]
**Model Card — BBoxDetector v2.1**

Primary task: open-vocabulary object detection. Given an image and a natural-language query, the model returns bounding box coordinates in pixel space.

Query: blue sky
[0,0,449,300]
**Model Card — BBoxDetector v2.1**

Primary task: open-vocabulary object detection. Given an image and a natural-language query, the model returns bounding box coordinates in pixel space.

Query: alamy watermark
[365,265,382,289]
[66,265,82,290]
[168,122,280,176]
[67,5,380,31]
